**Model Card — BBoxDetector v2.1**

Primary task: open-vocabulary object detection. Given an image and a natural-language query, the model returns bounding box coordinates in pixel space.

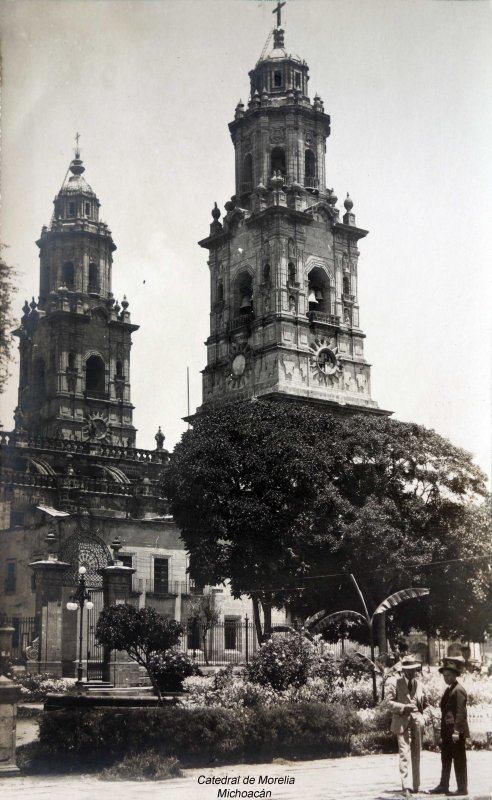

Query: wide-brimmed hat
[439,663,461,675]
[439,655,465,675]
[400,656,422,671]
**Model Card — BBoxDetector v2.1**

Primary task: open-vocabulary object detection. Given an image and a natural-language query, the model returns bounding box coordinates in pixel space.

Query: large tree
[164,400,490,645]
[0,250,18,395]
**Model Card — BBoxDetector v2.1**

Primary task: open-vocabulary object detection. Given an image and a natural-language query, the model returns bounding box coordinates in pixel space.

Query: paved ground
[1,751,491,800]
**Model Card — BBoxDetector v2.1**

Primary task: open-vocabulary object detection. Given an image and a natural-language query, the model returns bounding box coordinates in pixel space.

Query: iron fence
[179,619,373,666]
[0,615,39,663]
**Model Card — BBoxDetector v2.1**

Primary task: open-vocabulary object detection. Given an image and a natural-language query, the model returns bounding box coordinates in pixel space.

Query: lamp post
[66,566,93,684]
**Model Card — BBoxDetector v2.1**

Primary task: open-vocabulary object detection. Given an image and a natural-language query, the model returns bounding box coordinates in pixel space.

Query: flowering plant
[149,648,199,691]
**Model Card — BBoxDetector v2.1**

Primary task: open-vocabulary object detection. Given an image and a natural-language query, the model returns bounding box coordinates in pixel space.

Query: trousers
[440,733,467,793]
[396,717,423,791]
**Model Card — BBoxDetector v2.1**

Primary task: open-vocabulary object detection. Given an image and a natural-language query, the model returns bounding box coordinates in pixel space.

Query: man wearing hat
[387,655,428,797]
[429,660,469,796]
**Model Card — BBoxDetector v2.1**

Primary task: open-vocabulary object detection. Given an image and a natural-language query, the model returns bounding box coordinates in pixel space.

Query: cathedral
[0,12,386,677]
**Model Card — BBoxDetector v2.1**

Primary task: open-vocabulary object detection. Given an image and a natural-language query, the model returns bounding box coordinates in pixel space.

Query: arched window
[304,149,316,187]
[288,262,296,285]
[307,267,330,314]
[62,261,74,289]
[116,360,124,377]
[85,355,105,394]
[85,202,91,217]
[343,275,350,296]
[68,202,76,217]
[242,153,253,193]
[89,262,99,293]
[217,281,224,303]
[68,352,76,370]
[263,263,271,285]
[271,147,286,176]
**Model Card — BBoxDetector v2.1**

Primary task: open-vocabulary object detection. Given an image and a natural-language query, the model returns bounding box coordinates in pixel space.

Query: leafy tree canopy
[165,400,490,642]
[96,604,184,700]
[0,249,18,395]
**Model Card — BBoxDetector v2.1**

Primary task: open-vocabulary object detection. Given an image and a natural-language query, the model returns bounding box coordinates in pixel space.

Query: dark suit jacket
[440,681,470,737]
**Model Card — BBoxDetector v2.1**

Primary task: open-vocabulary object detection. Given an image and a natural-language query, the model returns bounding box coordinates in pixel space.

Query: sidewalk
[1,751,490,800]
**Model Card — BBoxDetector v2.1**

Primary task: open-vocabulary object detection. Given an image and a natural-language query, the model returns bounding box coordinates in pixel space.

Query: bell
[308,290,318,305]
[240,295,252,312]
[315,289,323,301]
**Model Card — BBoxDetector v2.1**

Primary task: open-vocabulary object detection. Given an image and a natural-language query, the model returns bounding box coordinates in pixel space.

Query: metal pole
[245,614,249,664]
[77,597,84,683]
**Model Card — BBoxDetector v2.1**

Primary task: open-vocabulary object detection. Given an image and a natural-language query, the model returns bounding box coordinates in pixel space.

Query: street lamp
[66,566,94,684]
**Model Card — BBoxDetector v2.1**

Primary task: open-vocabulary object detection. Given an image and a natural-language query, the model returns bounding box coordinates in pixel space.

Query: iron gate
[86,589,105,681]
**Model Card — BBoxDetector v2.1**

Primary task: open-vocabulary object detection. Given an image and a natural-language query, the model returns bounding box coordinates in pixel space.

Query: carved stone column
[29,558,70,676]
[99,565,137,687]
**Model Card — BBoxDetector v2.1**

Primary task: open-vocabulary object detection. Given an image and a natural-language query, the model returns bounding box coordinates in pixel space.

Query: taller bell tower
[199,17,386,416]
[14,141,138,445]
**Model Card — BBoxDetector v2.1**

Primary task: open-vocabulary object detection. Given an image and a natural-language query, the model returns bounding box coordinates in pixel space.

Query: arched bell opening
[304,149,316,188]
[307,267,330,315]
[62,261,74,289]
[235,271,254,318]
[88,262,99,294]
[85,354,106,395]
[271,147,286,177]
[343,275,350,296]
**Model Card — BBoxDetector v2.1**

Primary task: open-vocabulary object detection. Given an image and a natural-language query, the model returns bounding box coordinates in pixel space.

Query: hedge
[33,702,361,771]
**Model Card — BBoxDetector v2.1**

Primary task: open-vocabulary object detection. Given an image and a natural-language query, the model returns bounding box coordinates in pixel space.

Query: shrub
[149,649,199,692]
[246,632,331,691]
[246,701,362,759]
[35,701,361,770]
[350,731,396,755]
[14,672,71,702]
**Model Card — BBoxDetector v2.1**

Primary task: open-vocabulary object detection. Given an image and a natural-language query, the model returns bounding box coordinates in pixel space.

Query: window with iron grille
[153,557,169,594]
[5,561,16,593]
[224,616,241,650]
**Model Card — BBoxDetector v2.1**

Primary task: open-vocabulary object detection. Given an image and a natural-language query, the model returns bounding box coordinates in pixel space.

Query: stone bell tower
[14,140,138,445]
[198,15,387,416]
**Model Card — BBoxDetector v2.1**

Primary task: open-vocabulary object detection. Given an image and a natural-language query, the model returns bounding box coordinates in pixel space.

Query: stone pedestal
[0,675,21,776]
[99,564,137,686]
[29,558,71,675]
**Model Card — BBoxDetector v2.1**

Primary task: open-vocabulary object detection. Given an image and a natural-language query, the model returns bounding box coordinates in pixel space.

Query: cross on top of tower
[75,131,81,158]
[272,1,286,28]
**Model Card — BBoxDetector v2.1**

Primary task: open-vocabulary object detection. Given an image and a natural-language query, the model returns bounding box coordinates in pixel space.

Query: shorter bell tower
[14,140,139,446]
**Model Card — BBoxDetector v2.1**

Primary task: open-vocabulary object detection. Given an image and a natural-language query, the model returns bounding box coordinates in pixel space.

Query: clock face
[83,412,111,442]
[316,347,337,375]
[231,354,246,377]
[309,337,342,383]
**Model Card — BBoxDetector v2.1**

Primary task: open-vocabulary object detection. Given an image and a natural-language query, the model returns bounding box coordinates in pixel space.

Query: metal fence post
[245,615,249,664]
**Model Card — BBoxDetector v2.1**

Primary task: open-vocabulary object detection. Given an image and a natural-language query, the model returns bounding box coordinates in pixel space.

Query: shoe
[429,789,448,795]
[403,791,412,799]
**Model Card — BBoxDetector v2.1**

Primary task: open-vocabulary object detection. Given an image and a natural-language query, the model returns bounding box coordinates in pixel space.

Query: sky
[1,0,491,478]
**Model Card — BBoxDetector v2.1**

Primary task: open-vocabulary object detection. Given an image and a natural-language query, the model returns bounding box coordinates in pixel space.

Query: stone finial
[210,202,222,234]
[211,202,221,221]
[343,193,356,226]
[235,99,245,119]
[121,295,129,311]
